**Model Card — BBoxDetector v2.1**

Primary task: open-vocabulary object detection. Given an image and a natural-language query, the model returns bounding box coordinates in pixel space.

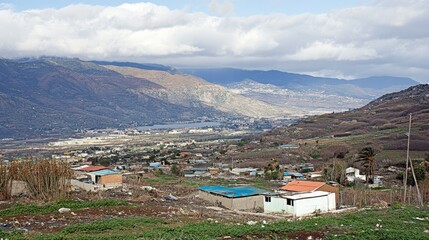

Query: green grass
[0,199,130,217]
[0,229,25,240]
[12,205,426,240]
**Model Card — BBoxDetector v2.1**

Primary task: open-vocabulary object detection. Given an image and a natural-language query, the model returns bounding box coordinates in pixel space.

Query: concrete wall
[99,174,122,185]
[264,196,290,213]
[294,192,336,217]
[71,179,100,191]
[71,179,122,192]
[318,185,339,206]
[11,180,28,196]
[264,193,336,217]
[198,190,264,210]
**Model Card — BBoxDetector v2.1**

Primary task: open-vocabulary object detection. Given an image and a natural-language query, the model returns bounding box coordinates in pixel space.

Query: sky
[0,0,428,82]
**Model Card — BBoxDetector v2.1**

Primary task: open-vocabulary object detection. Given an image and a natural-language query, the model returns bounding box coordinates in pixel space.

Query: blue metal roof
[149,162,161,167]
[284,171,304,177]
[199,185,270,198]
[89,169,120,176]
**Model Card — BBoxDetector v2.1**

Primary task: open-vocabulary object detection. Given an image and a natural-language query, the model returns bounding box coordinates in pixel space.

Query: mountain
[181,68,419,113]
[181,68,417,93]
[0,58,296,138]
[266,84,429,151]
[98,63,296,118]
[0,57,223,138]
[226,80,368,113]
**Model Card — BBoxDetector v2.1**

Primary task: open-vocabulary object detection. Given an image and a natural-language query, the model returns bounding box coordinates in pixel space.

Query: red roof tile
[79,166,108,172]
[280,180,325,192]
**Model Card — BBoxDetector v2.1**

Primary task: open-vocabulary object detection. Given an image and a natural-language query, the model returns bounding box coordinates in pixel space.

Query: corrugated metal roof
[149,162,161,167]
[281,180,325,192]
[79,166,108,172]
[199,185,271,198]
[89,169,120,176]
[283,171,304,177]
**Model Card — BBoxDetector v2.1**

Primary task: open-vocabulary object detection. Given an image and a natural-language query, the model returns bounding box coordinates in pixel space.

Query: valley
[1,59,428,240]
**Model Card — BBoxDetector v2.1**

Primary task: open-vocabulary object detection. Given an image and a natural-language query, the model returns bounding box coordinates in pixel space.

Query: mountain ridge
[181,68,418,99]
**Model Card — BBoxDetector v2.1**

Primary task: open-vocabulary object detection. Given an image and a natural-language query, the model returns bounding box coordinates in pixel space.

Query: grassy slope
[0,199,129,217]
[2,205,428,240]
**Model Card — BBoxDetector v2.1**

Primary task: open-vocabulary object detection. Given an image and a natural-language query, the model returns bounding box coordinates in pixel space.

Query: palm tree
[355,147,376,184]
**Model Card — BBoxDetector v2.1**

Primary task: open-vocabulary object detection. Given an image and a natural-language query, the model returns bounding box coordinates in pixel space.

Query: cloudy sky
[0,0,428,82]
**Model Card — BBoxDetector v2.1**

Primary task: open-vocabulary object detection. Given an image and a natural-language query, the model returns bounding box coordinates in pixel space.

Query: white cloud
[209,0,234,17]
[287,41,379,61]
[0,1,428,82]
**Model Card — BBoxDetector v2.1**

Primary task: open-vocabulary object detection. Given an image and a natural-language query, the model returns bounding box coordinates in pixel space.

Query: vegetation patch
[0,199,130,217]
[20,205,429,240]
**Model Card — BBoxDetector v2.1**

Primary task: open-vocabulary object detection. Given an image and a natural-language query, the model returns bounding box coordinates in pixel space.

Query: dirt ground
[0,177,288,235]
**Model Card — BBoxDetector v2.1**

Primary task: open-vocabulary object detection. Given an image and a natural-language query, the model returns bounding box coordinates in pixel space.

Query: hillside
[0,58,221,138]
[102,64,296,118]
[267,84,429,151]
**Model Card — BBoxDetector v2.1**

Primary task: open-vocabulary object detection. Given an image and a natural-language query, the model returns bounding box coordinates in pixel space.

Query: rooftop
[285,191,330,200]
[88,169,120,176]
[283,171,304,177]
[280,180,325,192]
[79,166,108,172]
[199,185,270,198]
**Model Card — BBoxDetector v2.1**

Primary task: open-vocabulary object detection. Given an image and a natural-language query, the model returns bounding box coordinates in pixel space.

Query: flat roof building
[198,185,271,210]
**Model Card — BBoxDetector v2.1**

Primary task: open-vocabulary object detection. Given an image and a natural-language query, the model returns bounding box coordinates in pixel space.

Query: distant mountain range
[181,68,419,113]
[0,57,420,138]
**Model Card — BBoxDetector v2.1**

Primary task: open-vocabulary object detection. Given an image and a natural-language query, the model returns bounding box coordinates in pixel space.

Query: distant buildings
[283,171,305,181]
[346,167,366,182]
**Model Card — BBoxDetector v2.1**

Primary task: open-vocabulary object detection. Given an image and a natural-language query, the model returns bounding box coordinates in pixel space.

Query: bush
[396,165,426,186]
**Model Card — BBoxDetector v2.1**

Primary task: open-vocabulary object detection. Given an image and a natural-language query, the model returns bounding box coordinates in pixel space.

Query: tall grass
[0,162,12,200]
[5,158,73,201]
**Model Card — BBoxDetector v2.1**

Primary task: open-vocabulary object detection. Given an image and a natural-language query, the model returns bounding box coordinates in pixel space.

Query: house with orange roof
[280,180,339,205]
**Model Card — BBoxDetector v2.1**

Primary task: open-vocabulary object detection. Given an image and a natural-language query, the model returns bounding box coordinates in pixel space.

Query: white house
[264,191,336,217]
[345,167,366,182]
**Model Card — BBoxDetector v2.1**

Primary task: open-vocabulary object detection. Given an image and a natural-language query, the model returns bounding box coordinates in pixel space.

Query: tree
[323,161,346,184]
[264,159,282,180]
[397,165,426,186]
[355,147,376,184]
[171,163,183,177]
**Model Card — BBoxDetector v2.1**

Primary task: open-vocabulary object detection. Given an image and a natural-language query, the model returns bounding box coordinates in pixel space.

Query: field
[1,201,428,239]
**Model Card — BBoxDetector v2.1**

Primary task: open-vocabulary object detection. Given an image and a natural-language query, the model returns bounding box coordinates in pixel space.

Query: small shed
[198,185,271,210]
[88,169,122,186]
[283,171,305,181]
[264,191,336,216]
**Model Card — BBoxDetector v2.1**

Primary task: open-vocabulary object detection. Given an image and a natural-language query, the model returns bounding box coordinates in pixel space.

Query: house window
[265,196,271,202]
[287,199,294,206]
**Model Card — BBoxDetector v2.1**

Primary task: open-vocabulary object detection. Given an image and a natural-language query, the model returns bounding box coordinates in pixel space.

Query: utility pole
[403,114,411,203]
[402,113,423,206]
